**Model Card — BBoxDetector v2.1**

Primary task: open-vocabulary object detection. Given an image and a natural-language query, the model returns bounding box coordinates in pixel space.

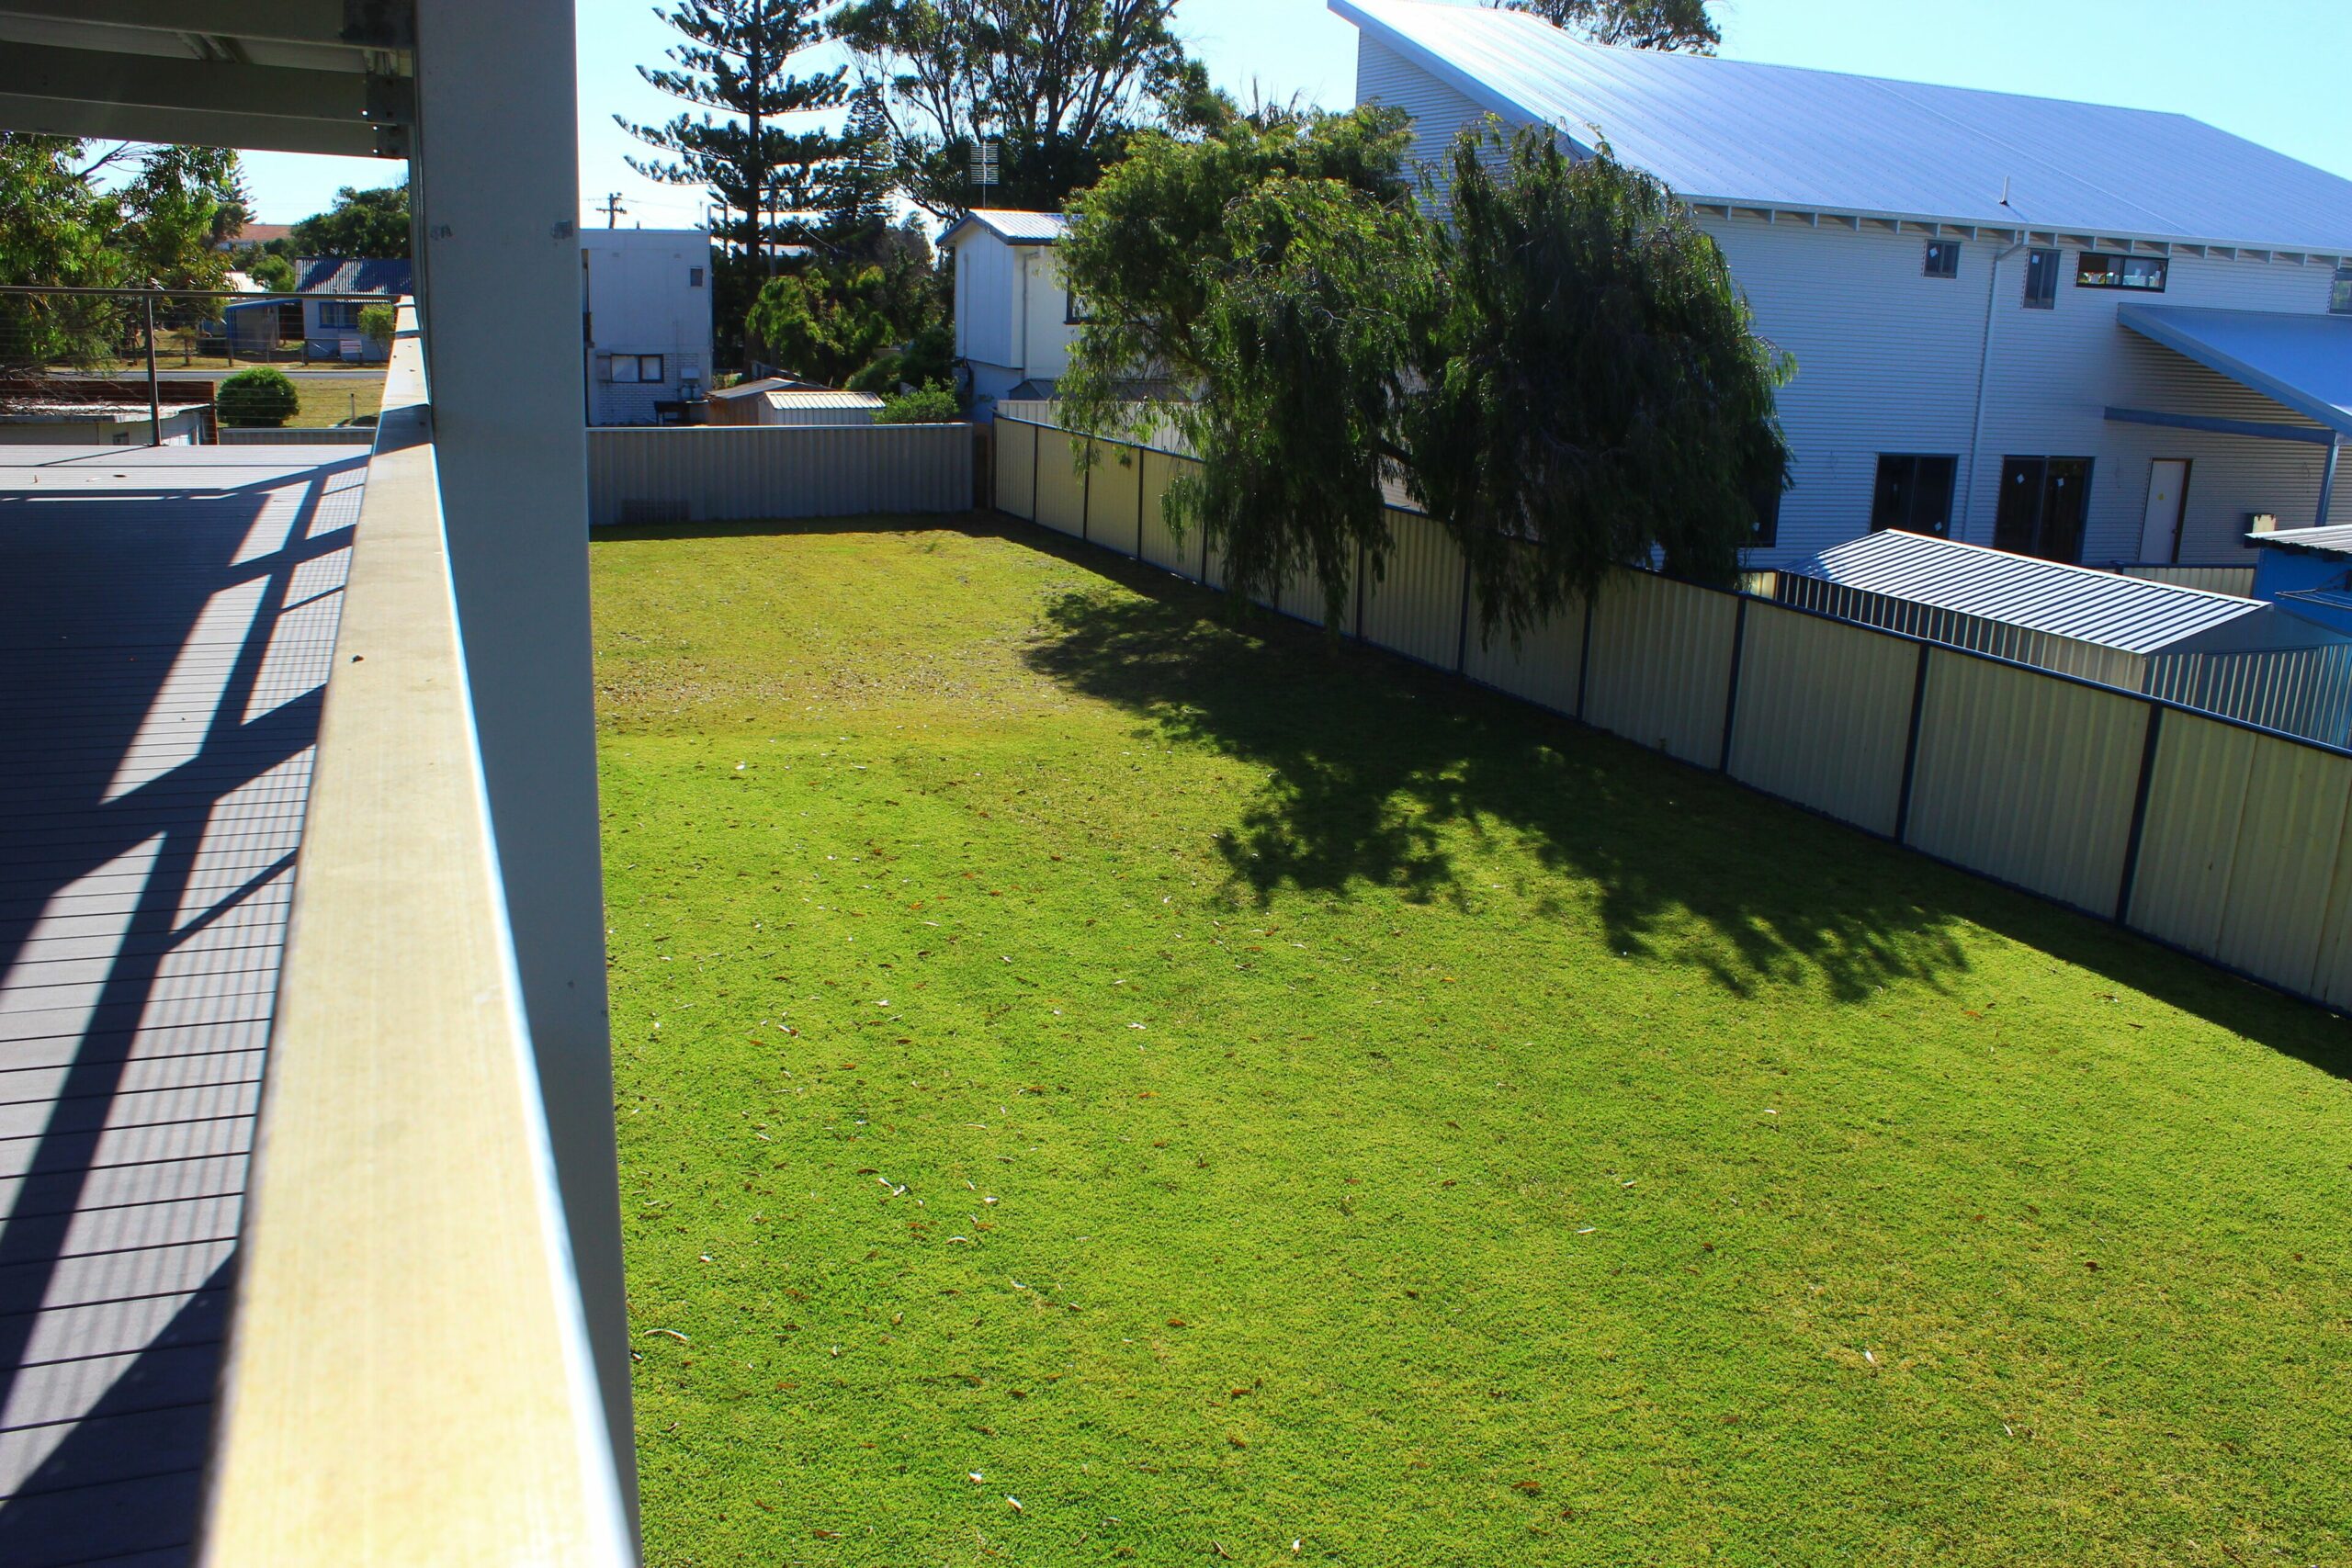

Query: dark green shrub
[217,367,300,428]
[875,380,962,424]
[356,303,398,344]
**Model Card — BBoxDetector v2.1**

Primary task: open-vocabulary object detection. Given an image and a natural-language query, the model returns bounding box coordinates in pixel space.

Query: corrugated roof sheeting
[1783,530,2269,654]
[1332,0,2352,253]
[2251,523,2352,557]
[946,210,1071,246]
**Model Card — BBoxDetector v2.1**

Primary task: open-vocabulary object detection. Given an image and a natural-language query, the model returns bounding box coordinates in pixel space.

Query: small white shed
[756,389,885,427]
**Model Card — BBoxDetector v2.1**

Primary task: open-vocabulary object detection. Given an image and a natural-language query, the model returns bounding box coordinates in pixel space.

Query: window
[1871,455,1959,536]
[2075,252,2167,291]
[2332,266,2352,314]
[689,266,706,288]
[1747,481,1782,548]
[2023,248,2059,309]
[605,354,665,384]
[1064,286,1089,325]
[317,300,360,329]
[1923,240,1961,278]
[1994,457,2094,563]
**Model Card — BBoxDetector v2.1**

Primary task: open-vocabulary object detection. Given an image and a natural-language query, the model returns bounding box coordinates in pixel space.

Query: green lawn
[594,515,2352,1568]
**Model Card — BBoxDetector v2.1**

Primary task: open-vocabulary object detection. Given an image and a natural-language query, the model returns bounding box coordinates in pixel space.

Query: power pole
[599,192,627,229]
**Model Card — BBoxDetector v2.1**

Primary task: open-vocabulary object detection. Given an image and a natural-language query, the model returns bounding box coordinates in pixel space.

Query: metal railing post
[142,293,161,447]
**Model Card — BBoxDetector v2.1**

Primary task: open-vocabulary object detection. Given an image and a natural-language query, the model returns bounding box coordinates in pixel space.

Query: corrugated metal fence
[218,427,377,447]
[995,415,2352,1014]
[587,423,971,527]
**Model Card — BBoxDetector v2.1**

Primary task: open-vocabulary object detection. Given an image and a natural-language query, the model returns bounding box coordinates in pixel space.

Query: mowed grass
[594,515,2352,1568]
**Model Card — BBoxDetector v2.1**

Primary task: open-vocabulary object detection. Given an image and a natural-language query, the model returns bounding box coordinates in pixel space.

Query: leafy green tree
[243,251,298,292]
[874,378,961,422]
[832,0,1227,217]
[290,183,411,257]
[0,133,126,367]
[118,146,243,293]
[357,302,399,345]
[845,317,952,393]
[744,246,943,387]
[217,366,300,427]
[1489,0,1720,52]
[1058,120,1789,627]
[621,0,848,366]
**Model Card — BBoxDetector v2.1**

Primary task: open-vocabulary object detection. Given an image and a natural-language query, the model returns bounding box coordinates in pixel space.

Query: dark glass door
[1993,457,2095,562]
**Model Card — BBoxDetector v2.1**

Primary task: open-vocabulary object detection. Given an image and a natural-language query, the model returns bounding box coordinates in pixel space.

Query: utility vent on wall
[619,498,690,525]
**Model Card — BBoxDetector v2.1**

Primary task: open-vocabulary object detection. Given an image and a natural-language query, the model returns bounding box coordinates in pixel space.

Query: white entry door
[2139,459,2189,562]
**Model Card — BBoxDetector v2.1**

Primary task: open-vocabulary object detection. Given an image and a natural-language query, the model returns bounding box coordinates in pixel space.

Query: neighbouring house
[222,255,412,360]
[582,229,714,425]
[0,378,217,445]
[942,209,1076,417]
[215,221,294,252]
[1779,528,2352,744]
[1333,0,2352,570]
[2248,524,2352,637]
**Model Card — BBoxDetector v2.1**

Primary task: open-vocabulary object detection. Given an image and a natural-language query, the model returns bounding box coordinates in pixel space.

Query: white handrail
[200,305,633,1565]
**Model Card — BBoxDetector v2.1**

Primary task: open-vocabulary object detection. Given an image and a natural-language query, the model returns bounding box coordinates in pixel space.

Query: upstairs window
[1871,455,1958,536]
[2076,252,2167,291]
[2023,248,2059,309]
[689,266,706,288]
[2332,266,2352,314]
[1923,240,1961,278]
[1747,481,1782,549]
[1065,286,1090,325]
[607,354,665,384]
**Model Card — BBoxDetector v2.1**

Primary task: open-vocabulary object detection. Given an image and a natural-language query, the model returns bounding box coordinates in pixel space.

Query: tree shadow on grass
[1013,547,2352,1073]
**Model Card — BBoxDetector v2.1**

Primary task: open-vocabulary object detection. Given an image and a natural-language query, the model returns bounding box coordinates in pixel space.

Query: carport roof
[2119,306,2352,439]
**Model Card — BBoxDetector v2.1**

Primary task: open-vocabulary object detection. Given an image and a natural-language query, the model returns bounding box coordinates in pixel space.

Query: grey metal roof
[293,256,414,296]
[2120,306,2352,437]
[944,209,1070,246]
[2251,523,2352,557]
[1785,530,2269,654]
[764,389,884,411]
[1333,0,2352,254]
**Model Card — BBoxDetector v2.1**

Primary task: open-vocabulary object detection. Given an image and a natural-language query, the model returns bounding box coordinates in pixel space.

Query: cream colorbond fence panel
[1033,430,1089,536]
[1905,652,2146,915]
[1580,570,1738,765]
[2128,713,2352,993]
[1086,445,1147,556]
[1727,604,1915,836]
[1136,449,1193,574]
[1463,592,1586,715]
[1275,562,1345,629]
[996,420,1038,519]
[1362,511,1466,669]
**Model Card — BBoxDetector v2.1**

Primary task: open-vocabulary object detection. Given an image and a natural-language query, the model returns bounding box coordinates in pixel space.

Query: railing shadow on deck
[0,454,364,1565]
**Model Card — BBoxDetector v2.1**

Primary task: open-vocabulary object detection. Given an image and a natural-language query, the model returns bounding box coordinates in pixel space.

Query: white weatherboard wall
[582,230,715,426]
[950,225,1081,412]
[1354,34,2352,570]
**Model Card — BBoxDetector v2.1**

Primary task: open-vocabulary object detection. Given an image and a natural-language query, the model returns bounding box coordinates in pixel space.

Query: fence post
[2113,705,2165,923]
[1354,541,1368,641]
[1448,549,1467,671]
[1718,596,1749,773]
[1137,443,1148,558]
[1080,440,1091,542]
[142,293,161,447]
[1893,642,1933,843]
[1575,590,1596,720]
[1029,422,1040,521]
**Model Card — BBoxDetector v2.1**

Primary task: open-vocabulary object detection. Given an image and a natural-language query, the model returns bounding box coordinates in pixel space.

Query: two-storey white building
[1335,0,2352,569]
[943,209,1080,418]
[580,229,714,425]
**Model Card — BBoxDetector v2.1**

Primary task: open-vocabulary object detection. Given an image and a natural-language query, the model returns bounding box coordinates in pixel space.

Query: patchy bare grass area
[595,513,2352,1568]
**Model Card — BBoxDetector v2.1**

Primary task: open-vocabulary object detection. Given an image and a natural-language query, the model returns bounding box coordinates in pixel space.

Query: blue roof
[1334,0,2352,254]
[1786,531,2272,655]
[2120,306,2352,438]
[291,256,413,295]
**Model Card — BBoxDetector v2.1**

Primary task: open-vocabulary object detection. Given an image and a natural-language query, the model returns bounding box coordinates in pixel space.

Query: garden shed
[1778,529,2352,745]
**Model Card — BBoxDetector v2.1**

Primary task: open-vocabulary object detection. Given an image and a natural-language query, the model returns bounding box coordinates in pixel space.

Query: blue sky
[233,0,2352,225]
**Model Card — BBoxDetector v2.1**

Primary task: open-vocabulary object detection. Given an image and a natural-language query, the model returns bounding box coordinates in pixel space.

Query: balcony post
[409,0,636,1532]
